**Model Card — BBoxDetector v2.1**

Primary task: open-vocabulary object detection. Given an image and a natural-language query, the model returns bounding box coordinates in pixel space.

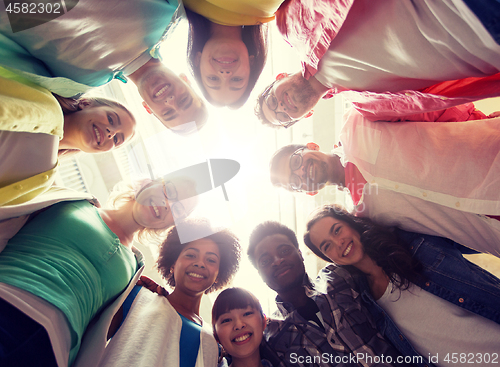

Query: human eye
[334,226,341,235]
[220,317,232,324]
[243,310,254,317]
[265,94,277,110]
[207,257,218,264]
[207,76,219,82]
[231,77,243,82]
[259,256,270,268]
[280,246,292,256]
[107,114,114,125]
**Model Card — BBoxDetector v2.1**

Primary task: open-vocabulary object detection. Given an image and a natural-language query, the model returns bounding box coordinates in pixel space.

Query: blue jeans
[463,0,500,44]
[0,298,57,367]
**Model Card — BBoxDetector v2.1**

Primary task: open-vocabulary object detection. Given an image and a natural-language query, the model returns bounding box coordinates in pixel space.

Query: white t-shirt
[315,0,500,92]
[377,282,500,366]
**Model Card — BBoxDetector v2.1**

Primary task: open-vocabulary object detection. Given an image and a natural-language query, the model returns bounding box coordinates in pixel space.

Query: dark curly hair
[185,8,268,109]
[247,221,299,268]
[304,204,423,290]
[157,219,241,294]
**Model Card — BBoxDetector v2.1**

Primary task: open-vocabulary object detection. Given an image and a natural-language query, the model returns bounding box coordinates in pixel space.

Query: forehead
[271,152,294,188]
[254,233,295,258]
[183,238,220,256]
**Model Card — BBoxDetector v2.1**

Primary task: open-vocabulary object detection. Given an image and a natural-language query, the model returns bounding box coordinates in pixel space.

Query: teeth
[150,200,160,217]
[94,126,101,144]
[343,243,353,257]
[155,85,170,98]
[309,165,313,180]
[234,334,251,342]
[188,272,203,278]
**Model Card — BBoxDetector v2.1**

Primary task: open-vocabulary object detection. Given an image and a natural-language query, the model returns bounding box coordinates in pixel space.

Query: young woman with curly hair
[303,204,500,367]
[96,218,241,367]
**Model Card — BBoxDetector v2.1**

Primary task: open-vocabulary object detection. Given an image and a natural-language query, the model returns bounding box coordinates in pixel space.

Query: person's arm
[0,215,29,253]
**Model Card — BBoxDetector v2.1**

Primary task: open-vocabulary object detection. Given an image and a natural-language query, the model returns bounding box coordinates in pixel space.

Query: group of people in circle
[1,0,500,366]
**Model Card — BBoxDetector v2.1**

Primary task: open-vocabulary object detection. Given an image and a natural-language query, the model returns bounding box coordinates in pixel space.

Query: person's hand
[137,275,169,297]
[488,111,500,118]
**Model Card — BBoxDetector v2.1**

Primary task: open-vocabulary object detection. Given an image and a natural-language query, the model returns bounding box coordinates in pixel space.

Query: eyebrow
[182,94,193,111]
[207,85,221,90]
[164,113,180,122]
[319,223,339,251]
[114,112,121,126]
[184,247,220,258]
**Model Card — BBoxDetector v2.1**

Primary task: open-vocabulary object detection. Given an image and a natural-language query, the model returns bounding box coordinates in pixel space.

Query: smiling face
[261,73,321,127]
[198,38,251,106]
[171,238,220,295]
[62,103,135,153]
[134,60,204,129]
[133,178,199,229]
[253,234,305,293]
[308,217,366,267]
[272,148,331,192]
[214,306,265,361]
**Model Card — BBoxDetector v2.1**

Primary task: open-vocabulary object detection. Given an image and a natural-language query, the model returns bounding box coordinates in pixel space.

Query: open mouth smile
[93,125,103,146]
[153,83,171,99]
[342,242,353,257]
[232,333,252,344]
[150,199,160,218]
[283,92,296,110]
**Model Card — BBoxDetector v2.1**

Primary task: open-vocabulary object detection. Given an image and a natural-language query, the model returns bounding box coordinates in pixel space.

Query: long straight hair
[53,94,135,157]
[185,8,268,109]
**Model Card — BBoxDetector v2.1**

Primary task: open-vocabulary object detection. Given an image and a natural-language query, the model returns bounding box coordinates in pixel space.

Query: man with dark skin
[247,221,405,367]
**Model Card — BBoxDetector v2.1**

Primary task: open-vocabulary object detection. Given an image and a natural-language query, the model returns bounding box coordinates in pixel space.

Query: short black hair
[269,144,306,188]
[247,221,299,268]
[157,218,241,293]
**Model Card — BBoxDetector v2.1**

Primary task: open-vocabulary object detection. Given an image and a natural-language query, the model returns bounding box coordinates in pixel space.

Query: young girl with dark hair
[184,0,284,108]
[212,287,272,367]
[304,204,500,367]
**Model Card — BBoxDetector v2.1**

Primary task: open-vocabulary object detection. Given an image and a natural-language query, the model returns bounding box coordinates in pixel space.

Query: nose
[218,70,232,76]
[164,95,176,105]
[106,127,116,140]
[193,261,206,269]
[276,100,287,113]
[271,255,284,267]
[234,317,246,330]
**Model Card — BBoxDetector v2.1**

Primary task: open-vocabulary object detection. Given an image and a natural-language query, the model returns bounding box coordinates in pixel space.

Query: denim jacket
[355,229,500,367]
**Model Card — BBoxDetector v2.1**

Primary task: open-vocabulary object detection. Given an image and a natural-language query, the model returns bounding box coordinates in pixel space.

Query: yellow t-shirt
[183,0,285,25]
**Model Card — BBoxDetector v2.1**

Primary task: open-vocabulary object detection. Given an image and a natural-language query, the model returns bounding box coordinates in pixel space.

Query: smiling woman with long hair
[0,69,136,207]
[0,177,199,367]
[304,204,500,367]
[184,0,285,108]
